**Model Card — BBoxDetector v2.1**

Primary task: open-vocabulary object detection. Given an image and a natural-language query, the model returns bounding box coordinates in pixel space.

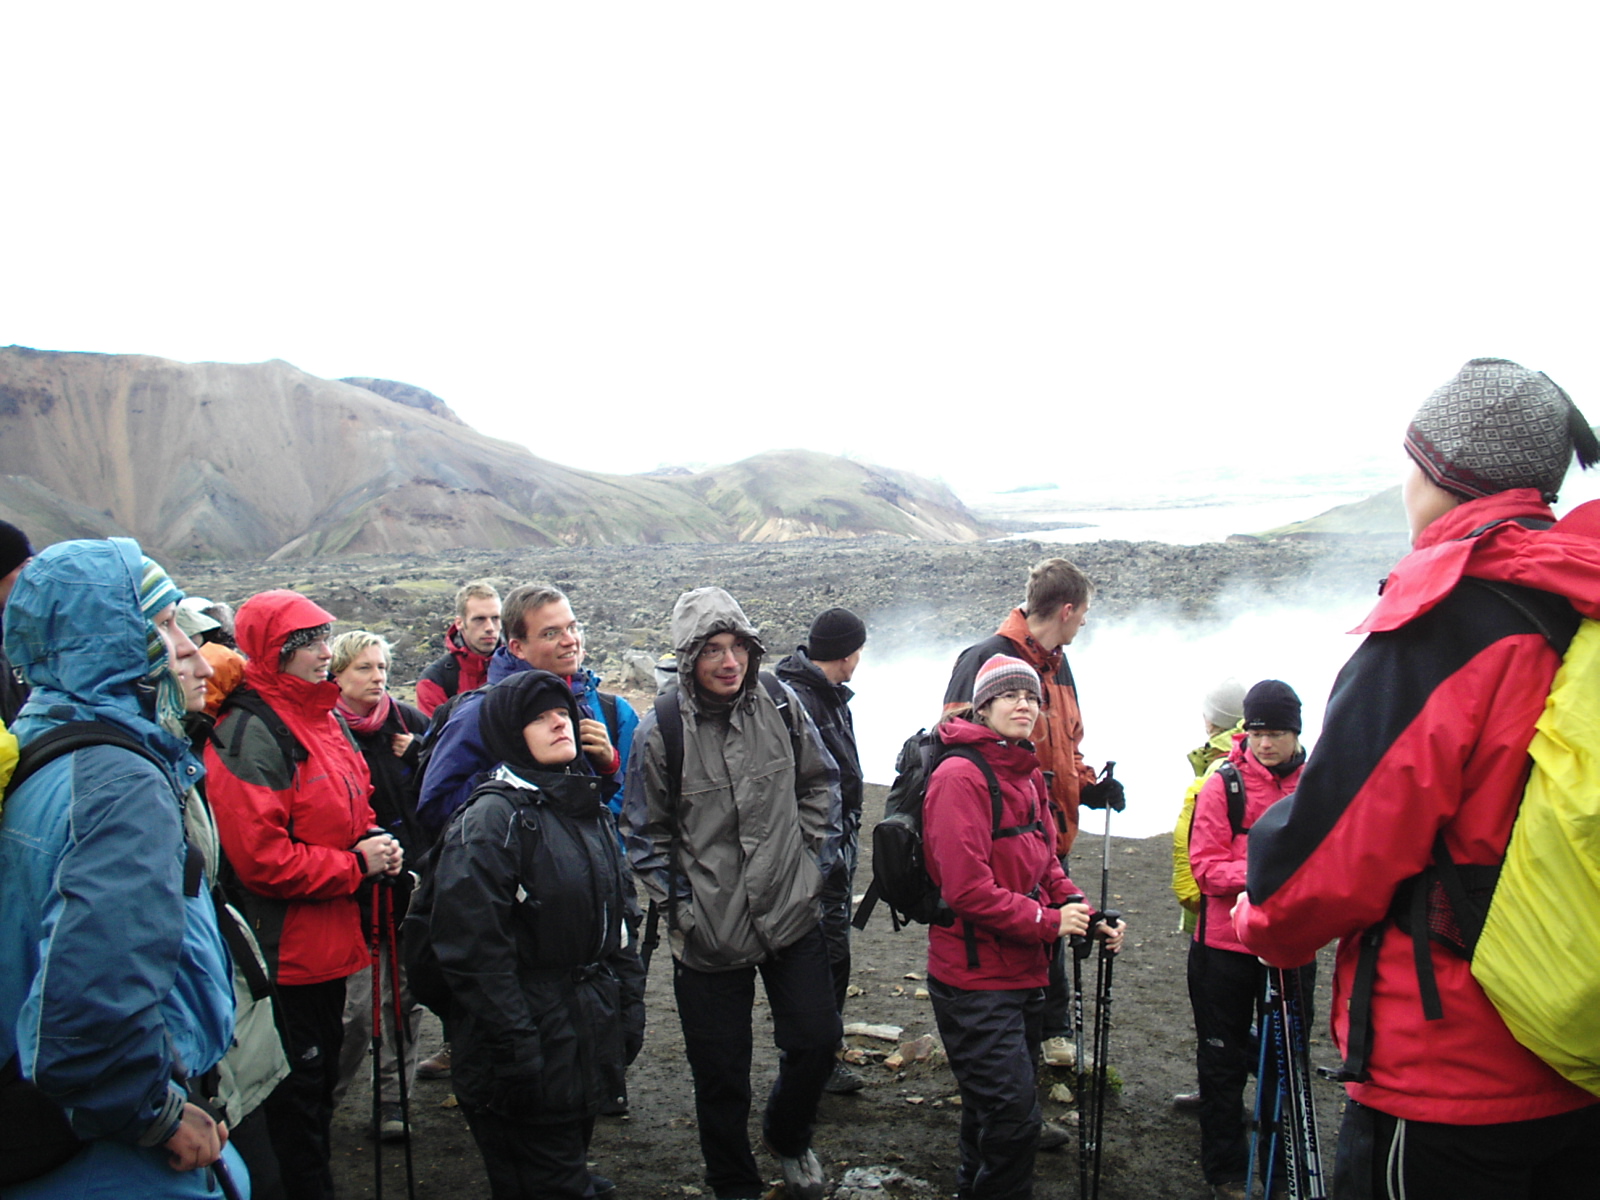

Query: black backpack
[853,729,1043,955]
[400,782,510,1016]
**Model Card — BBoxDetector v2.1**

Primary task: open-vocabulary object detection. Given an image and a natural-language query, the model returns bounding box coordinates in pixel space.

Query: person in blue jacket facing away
[0,538,246,1197]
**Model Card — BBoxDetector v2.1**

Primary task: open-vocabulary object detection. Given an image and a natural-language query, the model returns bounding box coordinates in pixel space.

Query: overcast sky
[4,3,1594,498]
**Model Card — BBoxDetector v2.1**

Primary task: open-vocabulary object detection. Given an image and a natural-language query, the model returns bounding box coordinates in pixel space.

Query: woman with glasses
[923,653,1123,1200]
[1186,679,1313,1200]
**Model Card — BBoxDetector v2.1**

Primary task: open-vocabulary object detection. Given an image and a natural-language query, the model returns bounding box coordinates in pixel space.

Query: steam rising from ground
[849,587,1376,842]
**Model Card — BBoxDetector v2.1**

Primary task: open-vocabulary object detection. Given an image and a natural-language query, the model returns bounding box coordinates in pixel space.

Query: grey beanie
[1405,358,1600,502]
[1202,677,1246,729]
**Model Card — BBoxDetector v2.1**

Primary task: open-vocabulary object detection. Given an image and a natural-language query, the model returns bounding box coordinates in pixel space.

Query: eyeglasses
[697,639,752,663]
[991,690,1040,707]
[534,622,583,643]
[1246,728,1295,740]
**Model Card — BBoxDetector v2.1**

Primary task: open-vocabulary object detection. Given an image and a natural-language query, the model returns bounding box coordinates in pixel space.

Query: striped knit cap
[138,556,184,672]
[972,653,1041,711]
[1405,359,1600,502]
[137,555,188,727]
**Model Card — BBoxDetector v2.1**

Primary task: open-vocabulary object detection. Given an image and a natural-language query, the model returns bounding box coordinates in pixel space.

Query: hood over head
[670,587,765,695]
[478,669,589,779]
[2,538,193,762]
[236,589,338,695]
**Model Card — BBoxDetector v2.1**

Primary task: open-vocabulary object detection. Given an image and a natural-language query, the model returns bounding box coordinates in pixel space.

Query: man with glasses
[416,583,638,837]
[943,557,1121,1103]
[625,587,842,1200]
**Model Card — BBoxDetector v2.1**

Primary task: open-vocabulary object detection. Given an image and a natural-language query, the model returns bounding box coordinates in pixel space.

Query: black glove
[1080,776,1126,812]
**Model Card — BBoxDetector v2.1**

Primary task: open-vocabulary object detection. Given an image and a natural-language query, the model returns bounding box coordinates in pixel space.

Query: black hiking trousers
[1335,1097,1600,1199]
[929,974,1046,1200]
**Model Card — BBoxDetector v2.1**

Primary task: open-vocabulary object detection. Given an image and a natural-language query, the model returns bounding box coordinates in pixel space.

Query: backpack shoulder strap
[5,721,168,799]
[1217,760,1248,837]
[213,688,307,767]
[597,690,622,744]
[652,688,684,809]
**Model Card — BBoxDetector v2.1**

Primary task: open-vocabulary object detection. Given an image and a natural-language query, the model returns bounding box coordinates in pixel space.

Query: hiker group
[2,354,1600,1200]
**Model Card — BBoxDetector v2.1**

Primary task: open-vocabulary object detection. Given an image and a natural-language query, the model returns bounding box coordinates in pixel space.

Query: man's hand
[165,1102,227,1171]
[578,718,616,771]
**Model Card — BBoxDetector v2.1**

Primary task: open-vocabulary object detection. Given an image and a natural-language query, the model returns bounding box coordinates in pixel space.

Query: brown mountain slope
[0,346,992,558]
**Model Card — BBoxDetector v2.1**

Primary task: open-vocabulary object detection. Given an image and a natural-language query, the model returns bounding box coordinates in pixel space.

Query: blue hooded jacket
[0,539,240,1195]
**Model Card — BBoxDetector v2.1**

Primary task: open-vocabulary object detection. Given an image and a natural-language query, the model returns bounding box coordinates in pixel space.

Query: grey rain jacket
[624,587,841,972]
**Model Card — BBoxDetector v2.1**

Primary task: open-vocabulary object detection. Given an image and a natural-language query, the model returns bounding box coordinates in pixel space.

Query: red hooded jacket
[1234,491,1600,1125]
[205,590,377,986]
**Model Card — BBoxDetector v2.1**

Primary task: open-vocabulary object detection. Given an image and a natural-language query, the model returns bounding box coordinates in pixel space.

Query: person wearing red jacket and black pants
[925,654,1123,1200]
[1234,359,1600,1199]
[205,590,405,1200]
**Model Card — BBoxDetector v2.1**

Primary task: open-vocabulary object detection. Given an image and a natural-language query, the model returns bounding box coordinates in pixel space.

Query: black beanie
[0,521,32,577]
[806,607,866,662]
[1243,679,1302,734]
[478,669,588,777]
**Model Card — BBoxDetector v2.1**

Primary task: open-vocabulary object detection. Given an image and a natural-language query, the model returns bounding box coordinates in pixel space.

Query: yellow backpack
[1473,616,1600,1096]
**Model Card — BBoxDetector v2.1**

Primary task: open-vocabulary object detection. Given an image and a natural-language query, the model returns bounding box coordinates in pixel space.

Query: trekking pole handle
[1099,761,1116,781]
[1062,893,1089,951]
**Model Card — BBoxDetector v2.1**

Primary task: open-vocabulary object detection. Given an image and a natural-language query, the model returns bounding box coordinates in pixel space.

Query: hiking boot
[1172,1090,1203,1110]
[823,1061,866,1094]
[373,1101,408,1142]
[1211,1183,1248,1200]
[1040,1036,1076,1068]
[774,1146,825,1200]
[1037,1120,1071,1151]
[585,1173,617,1199]
[416,1046,451,1080]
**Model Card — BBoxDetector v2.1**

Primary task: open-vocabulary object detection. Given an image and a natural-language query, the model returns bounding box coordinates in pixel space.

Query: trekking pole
[1273,966,1327,1199]
[381,881,419,1200]
[369,889,385,1200]
[1246,972,1281,1200]
[1087,909,1121,1200]
[1096,763,1116,915]
[1064,892,1090,1199]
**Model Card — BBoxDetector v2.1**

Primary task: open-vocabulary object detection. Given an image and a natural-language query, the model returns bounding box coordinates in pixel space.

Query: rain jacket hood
[4,537,193,774]
[671,586,766,704]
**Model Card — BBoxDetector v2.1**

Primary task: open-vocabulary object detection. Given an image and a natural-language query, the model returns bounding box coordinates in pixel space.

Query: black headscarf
[477,669,589,779]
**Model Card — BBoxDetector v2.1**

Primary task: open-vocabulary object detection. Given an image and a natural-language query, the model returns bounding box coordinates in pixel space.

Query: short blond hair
[330,629,392,678]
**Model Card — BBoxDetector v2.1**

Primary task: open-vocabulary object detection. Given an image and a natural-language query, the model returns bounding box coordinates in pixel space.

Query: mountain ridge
[0,346,991,558]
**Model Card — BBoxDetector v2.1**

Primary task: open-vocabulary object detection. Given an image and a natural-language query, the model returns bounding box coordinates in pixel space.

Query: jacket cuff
[137,1081,187,1148]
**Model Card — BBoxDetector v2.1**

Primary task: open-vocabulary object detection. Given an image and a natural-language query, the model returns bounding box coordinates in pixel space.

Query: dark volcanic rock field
[172,534,1408,691]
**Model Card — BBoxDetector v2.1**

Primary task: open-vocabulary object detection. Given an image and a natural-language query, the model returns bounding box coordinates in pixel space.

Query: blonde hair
[330,630,392,678]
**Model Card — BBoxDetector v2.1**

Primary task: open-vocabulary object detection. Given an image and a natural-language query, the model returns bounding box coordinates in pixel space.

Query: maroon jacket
[923,717,1075,990]
[1235,490,1600,1126]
